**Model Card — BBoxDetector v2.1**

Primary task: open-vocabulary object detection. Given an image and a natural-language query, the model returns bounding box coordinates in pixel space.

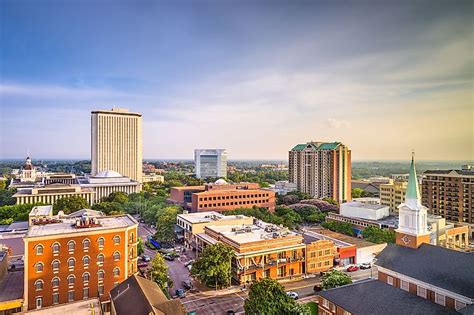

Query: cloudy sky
[1,0,472,160]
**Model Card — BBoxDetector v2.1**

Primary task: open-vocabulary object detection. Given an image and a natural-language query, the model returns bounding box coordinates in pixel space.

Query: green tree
[53,196,89,214]
[147,254,173,295]
[0,189,16,206]
[244,278,308,315]
[154,206,180,243]
[321,221,355,236]
[191,243,234,289]
[92,201,124,215]
[351,188,364,198]
[0,180,6,190]
[103,191,129,203]
[321,270,352,290]
[322,197,338,205]
[362,226,395,244]
[137,238,144,255]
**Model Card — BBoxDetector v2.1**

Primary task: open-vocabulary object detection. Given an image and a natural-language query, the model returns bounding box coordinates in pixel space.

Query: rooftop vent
[75,214,101,228]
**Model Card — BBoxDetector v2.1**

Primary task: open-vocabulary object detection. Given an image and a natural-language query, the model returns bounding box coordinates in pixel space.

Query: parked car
[187,265,193,271]
[227,311,235,315]
[346,265,359,272]
[286,291,299,300]
[141,255,151,262]
[359,263,371,270]
[175,288,186,298]
[137,262,148,268]
[163,254,175,261]
[313,285,322,292]
[183,280,193,290]
[184,260,195,267]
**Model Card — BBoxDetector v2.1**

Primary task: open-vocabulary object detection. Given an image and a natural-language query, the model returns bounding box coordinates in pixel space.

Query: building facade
[13,183,95,206]
[24,212,138,311]
[91,108,142,183]
[194,149,227,179]
[380,180,407,213]
[288,141,351,203]
[422,167,474,237]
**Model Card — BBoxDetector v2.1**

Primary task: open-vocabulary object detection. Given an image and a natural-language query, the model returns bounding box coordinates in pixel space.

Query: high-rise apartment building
[194,149,227,179]
[422,166,474,236]
[91,108,142,183]
[288,142,351,203]
[24,210,138,311]
[380,180,407,213]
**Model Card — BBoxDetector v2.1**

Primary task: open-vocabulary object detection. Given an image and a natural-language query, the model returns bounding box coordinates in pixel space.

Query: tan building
[91,108,142,183]
[24,211,138,311]
[380,180,407,213]
[13,183,95,206]
[288,141,351,203]
[142,173,164,183]
[176,211,254,249]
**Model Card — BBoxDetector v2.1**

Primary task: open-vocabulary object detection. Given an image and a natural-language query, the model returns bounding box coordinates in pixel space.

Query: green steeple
[405,152,420,201]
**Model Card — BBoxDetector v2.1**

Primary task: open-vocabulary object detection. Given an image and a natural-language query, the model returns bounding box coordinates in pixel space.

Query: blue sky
[1,0,473,160]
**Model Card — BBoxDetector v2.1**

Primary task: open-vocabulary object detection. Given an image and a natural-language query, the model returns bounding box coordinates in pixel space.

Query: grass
[305,301,318,315]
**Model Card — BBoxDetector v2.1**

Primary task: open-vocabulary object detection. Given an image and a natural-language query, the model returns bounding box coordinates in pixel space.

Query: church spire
[405,151,421,203]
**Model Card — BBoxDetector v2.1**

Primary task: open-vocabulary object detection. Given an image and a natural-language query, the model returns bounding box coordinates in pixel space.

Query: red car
[346,265,359,272]
[138,262,148,268]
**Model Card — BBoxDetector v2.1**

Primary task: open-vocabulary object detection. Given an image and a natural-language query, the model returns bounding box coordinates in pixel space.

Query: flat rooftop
[172,186,205,191]
[30,205,53,216]
[27,298,101,315]
[0,234,25,256]
[0,271,23,303]
[342,201,387,210]
[25,214,137,238]
[206,221,301,245]
[178,211,251,224]
[306,227,376,248]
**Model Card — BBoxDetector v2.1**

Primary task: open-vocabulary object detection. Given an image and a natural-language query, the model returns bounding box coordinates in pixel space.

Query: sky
[0,0,473,161]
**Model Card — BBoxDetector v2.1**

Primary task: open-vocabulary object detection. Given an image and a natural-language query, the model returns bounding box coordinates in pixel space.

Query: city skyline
[1,0,473,161]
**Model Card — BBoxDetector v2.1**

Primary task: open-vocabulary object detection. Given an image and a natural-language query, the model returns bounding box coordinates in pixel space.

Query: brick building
[23,211,138,311]
[169,180,276,213]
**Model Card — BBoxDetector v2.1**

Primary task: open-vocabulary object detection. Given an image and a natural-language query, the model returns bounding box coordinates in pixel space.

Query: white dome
[95,170,123,178]
[214,178,228,185]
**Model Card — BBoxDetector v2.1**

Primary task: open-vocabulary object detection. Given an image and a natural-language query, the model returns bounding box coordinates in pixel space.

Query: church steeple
[404,151,421,208]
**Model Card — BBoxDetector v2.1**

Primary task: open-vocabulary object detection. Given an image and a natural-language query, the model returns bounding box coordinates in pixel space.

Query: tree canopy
[362,226,395,244]
[191,243,234,289]
[154,205,180,243]
[147,254,173,296]
[321,270,352,290]
[321,221,355,237]
[53,196,89,214]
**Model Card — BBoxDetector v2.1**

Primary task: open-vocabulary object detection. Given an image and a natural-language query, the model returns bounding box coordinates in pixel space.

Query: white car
[286,291,299,300]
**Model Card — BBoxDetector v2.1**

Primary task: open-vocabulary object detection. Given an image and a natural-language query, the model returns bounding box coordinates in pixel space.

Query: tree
[321,221,355,236]
[191,243,234,289]
[322,197,338,205]
[244,278,308,315]
[0,180,6,190]
[351,188,365,198]
[53,196,89,214]
[0,189,16,206]
[321,270,352,290]
[103,191,129,203]
[154,206,180,243]
[362,226,395,244]
[137,238,144,255]
[147,254,173,295]
[92,201,124,215]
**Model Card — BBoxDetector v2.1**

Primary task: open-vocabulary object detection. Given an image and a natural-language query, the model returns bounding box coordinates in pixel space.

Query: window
[83,256,90,266]
[52,292,59,304]
[113,235,120,245]
[130,232,135,243]
[455,301,467,311]
[98,270,104,280]
[68,275,75,285]
[113,251,121,261]
[68,258,75,268]
[435,293,445,306]
[98,285,104,295]
[322,298,329,308]
[52,260,60,270]
[52,277,60,288]
[52,242,60,253]
[324,249,330,255]
[82,272,90,282]
[400,280,409,292]
[98,254,104,265]
[68,241,75,251]
[36,297,42,309]
[417,286,427,298]
[36,262,44,273]
[98,237,104,247]
[68,291,74,302]
[83,287,89,299]
[36,244,43,255]
[113,267,120,277]
[35,280,43,291]
[387,276,393,286]
[83,239,90,250]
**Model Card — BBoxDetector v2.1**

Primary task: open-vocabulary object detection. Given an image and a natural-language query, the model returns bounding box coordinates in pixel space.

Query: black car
[313,285,322,292]
[183,280,192,290]
[163,254,175,261]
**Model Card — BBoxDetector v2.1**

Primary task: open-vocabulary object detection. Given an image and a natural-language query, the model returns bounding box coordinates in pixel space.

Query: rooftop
[305,227,376,248]
[319,279,458,315]
[291,141,341,151]
[341,201,387,210]
[0,271,23,304]
[424,169,474,177]
[25,214,137,238]
[27,298,101,315]
[29,205,53,216]
[92,108,142,117]
[178,211,250,224]
[376,243,474,298]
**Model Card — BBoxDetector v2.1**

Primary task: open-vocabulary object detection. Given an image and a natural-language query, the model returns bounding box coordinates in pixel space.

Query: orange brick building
[23,212,138,311]
[169,180,276,213]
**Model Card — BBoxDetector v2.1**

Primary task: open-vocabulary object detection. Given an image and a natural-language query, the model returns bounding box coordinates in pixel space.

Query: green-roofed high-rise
[288,141,351,203]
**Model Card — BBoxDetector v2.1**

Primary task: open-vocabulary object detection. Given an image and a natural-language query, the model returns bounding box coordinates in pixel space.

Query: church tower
[395,153,431,248]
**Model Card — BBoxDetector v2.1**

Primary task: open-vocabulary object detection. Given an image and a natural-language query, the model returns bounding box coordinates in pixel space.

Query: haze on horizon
[0,0,473,161]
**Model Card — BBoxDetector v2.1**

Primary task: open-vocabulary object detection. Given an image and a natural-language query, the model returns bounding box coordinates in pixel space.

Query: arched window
[113,267,120,277]
[52,242,60,253]
[130,247,135,258]
[35,244,44,255]
[68,240,75,251]
[67,275,75,285]
[68,258,75,268]
[52,277,60,288]
[36,262,44,273]
[83,239,90,250]
[113,235,121,245]
[98,270,104,280]
[83,256,90,266]
[113,251,120,261]
[52,260,60,270]
[98,237,105,247]
[35,279,44,291]
[82,272,90,282]
[97,254,104,265]
[129,232,135,243]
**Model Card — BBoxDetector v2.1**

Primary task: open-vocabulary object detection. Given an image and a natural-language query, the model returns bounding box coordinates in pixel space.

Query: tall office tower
[91,108,142,183]
[288,141,351,203]
[422,165,474,237]
[194,149,227,179]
